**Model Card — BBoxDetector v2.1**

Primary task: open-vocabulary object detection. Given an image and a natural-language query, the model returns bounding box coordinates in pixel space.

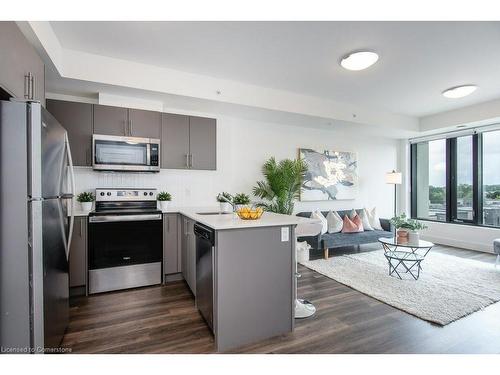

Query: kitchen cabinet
[163,213,180,275]
[181,216,196,296]
[161,113,216,170]
[0,22,45,105]
[69,216,87,289]
[161,113,190,169]
[189,116,216,170]
[93,104,128,136]
[46,99,93,166]
[129,108,161,139]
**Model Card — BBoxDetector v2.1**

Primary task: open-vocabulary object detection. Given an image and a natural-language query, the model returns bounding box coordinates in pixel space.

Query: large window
[411,129,500,228]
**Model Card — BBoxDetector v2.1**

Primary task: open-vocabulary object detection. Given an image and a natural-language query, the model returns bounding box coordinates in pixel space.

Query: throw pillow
[342,214,362,233]
[359,209,374,231]
[365,207,383,230]
[352,214,364,232]
[310,210,328,235]
[326,210,343,233]
[348,208,357,219]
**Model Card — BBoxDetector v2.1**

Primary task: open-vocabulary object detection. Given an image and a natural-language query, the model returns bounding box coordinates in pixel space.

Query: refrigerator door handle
[64,133,76,259]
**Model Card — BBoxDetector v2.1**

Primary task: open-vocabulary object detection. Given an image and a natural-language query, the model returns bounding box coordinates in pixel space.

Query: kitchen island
[169,209,316,352]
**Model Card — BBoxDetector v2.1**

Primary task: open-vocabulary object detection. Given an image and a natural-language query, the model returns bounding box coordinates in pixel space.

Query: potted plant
[406,219,428,243]
[217,192,233,213]
[77,191,94,212]
[253,157,307,215]
[390,214,427,242]
[233,193,251,211]
[157,191,172,211]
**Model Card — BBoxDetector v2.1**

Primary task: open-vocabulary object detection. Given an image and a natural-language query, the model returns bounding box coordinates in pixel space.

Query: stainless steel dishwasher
[194,222,215,332]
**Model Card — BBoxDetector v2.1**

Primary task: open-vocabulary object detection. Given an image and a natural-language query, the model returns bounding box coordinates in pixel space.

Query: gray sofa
[296,209,394,259]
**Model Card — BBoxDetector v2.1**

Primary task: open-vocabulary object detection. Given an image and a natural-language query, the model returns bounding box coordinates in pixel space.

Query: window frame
[410,132,495,228]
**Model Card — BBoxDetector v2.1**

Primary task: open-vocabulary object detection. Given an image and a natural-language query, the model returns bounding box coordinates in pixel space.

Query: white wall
[74,111,400,218]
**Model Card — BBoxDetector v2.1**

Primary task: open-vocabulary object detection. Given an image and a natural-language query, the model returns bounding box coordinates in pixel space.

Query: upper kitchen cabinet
[161,113,216,170]
[46,99,93,166]
[161,113,190,169]
[189,116,216,170]
[0,22,45,105]
[93,104,129,136]
[129,108,161,139]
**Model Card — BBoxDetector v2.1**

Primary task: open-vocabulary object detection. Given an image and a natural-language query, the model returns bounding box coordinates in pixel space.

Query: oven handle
[89,214,162,223]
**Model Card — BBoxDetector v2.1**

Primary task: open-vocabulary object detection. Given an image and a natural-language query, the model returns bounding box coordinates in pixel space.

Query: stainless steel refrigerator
[0,99,75,353]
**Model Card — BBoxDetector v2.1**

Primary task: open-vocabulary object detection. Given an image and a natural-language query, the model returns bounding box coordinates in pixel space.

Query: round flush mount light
[442,85,477,98]
[340,51,379,71]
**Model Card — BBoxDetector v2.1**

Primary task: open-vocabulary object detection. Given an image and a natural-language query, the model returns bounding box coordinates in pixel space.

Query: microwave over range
[92,134,160,172]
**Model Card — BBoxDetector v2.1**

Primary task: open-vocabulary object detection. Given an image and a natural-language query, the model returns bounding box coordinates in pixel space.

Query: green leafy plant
[77,192,95,203]
[157,191,172,201]
[216,192,233,203]
[252,157,307,215]
[390,214,427,231]
[233,193,251,205]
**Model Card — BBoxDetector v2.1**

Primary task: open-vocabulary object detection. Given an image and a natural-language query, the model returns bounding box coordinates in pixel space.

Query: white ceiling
[49,21,500,117]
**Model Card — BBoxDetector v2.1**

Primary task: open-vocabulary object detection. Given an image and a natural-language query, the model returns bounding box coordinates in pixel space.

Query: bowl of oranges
[236,205,264,220]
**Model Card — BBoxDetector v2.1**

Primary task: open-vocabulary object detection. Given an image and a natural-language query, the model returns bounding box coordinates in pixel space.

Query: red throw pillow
[352,213,364,232]
[342,214,362,233]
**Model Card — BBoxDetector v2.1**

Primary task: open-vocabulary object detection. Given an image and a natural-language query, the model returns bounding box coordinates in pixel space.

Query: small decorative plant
[157,191,172,210]
[233,193,251,206]
[157,191,172,201]
[77,192,94,212]
[217,192,233,213]
[77,192,95,203]
[391,214,427,239]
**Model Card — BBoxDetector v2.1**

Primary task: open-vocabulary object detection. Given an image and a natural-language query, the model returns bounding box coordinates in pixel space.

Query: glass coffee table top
[379,237,434,249]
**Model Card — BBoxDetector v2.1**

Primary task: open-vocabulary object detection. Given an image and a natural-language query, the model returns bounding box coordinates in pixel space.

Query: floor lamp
[385,170,402,219]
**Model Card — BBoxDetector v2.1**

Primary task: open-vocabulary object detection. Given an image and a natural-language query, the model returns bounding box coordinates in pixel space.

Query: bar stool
[295,222,323,319]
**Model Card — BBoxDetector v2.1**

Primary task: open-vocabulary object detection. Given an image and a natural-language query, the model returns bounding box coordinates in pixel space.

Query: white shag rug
[300,250,500,325]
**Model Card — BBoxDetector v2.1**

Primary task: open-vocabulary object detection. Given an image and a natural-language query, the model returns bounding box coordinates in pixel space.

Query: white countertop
[69,205,318,230]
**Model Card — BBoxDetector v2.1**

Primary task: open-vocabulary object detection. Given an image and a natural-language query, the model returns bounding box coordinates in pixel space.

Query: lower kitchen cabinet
[181,216,196,296]
[69,216,87,292]
[163,213,180,275]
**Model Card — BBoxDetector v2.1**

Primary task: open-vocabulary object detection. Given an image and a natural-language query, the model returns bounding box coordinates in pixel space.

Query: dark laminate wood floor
[61,245,500,354]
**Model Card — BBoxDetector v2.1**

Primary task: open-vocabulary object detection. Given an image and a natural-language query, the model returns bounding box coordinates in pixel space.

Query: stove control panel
[95,188,157,201]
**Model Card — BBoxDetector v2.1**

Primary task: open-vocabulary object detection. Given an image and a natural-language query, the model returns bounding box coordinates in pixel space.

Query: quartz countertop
[68,205,318,230]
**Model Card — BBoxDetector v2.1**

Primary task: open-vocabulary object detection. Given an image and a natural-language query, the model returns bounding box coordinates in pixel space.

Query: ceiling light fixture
[340,51,379,71]
[442,85,477,99]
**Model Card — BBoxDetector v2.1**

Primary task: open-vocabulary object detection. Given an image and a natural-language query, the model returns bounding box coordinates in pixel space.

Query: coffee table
[378,237,434,280]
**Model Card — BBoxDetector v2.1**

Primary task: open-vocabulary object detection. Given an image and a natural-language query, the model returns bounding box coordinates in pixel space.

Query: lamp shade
[385,171,402,185]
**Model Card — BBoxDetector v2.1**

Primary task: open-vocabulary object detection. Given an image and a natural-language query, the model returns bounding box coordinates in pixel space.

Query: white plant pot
[80,201,92,212]
[220,202,232,213]
[408,231,420,243]
[159,201,170,211]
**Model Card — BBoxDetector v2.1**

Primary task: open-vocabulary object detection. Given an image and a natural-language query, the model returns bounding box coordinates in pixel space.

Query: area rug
[300,250,500,325]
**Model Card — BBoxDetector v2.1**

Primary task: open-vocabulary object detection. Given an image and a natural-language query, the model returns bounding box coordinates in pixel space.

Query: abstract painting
[299,148,358,201]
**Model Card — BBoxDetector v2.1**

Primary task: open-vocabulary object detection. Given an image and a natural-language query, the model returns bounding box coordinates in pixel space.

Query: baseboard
[421,234,494,254]
[164,273,184,283]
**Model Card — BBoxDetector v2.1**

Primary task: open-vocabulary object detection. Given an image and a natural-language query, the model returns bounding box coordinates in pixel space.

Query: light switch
[281,227,289,242]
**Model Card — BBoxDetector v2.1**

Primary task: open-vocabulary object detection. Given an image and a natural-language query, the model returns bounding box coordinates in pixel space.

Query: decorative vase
[159,201,169,211]
[81,201,92,212]
[408,231,420,243]
[396,229,409,239]
[220,202,232,213]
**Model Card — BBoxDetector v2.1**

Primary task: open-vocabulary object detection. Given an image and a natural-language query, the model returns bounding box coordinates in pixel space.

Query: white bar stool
[295,222,323,319]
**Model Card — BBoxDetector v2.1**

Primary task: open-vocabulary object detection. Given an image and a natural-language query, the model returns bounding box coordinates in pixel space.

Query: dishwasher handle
[193,222,215,245]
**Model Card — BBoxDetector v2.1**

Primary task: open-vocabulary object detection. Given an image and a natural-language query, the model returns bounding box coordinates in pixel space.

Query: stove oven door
[88,213,163,293]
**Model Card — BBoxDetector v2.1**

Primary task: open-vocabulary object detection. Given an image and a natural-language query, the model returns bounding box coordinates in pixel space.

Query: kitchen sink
[196,212,233,215]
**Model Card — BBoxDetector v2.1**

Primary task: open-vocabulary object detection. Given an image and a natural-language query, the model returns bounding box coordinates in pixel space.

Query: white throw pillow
[310,210,328,235]
[359,209,374,231]
[365,207,383,230]
[348,208,357,219]
[326,210,343,233]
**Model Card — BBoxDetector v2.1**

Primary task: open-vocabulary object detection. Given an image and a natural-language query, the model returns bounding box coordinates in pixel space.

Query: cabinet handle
[123,120,127,135]
[185,154,189,168]
[30,73,34,100]
[167,216,170,232]
[189,154,193,168]
[86,148,91,165]
[128,119,132,136]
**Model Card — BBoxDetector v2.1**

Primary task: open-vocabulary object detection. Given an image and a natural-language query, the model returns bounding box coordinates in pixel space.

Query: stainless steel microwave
[92,134,160,172]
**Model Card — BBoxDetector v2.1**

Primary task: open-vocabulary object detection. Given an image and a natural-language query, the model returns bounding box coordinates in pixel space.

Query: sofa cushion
[321,230,392,248]
[310,210,328,234]
[326,210,343,233]
[365,207,383,230]
[359,208,374,231]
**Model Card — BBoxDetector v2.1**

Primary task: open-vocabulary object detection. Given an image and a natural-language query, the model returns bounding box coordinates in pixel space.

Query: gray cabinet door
[163,214,180,275]
[180,217,196,295]
[0,22,45,105]
[69,217,87,288]
[189,116,216,170]
[47,99,93,166]
[93,104,128,136]
[161,113,190,169]
[129,108,161,139]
